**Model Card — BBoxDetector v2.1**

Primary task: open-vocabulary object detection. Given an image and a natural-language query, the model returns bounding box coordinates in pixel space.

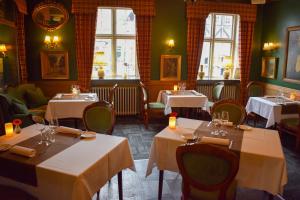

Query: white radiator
[196,84,239,101]
[91,86,139,116]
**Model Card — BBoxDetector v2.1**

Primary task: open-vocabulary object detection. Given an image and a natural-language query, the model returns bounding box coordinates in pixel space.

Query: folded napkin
[222,121,233,127]
[55,94,63,98]
[165,90,172,95]
[56,126,82,136]
[191,90,201,96]
[10,146,36,158]
[181,132,194,140]
[200,136,230,146]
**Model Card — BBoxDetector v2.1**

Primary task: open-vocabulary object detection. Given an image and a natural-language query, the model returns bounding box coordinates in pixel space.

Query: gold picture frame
[261,57,278,79]
[41,50,69,79]
[160,55,181,81]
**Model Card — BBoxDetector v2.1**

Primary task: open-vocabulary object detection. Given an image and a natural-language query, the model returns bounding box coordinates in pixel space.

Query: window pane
[199,42,210,78]
[116,39,136,77]
[93,39,112,78]
[96,9,112,34]
[116,9,136,35]
[204,14,212,38]
[212,42,231,78]
[215,15,233,39]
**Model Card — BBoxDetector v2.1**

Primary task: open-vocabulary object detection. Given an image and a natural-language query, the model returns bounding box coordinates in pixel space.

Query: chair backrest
[83,100,115,134]
[212,82,225,102]
[247,81,264,98]
[176,143,239,200]
[211,99,246,125]
[139,81,149,109]
[109,83,118,107]
[281,103,300,115]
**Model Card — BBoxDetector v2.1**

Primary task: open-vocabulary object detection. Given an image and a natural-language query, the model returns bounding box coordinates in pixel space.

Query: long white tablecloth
[45,93,98,121]
[146,118,287,195]
[157,90,208,115]
[0,125,135,200]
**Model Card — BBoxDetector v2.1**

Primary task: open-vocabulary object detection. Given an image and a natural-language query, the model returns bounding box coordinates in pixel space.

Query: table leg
[118,171,123,200]
[158,170,164,200]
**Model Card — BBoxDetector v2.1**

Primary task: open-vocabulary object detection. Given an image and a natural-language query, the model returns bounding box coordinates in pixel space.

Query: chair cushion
[11,98,29,114]
[84,106,112,133]
[281,118,299,131]
[248,85,264,97]
[207,101,214,108]
[7,87,26,104]
[148,102,165,109]
[25,88,48,108]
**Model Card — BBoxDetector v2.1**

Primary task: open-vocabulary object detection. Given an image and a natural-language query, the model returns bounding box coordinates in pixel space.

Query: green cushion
[207,101,214,108]
[25,88,48,108]
[213,103,244,125]
[11,98,29,114]
[248,85,264,97]
[148,102,165,109]
[84,107,112,133]
[7,87,26,104]
[213,84,224,101]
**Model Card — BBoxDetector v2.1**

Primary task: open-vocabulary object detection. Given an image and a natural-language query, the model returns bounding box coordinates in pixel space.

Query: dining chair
[109,83,118,108]
[176,143,239,200]
[211,99,246,125]
[139,81,165,129]
[207,81,225,110]
[83,100,115,134]
[0,185,37,200]
[278,103,300,151]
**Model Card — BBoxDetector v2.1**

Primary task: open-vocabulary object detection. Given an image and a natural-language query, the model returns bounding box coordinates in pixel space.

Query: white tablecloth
[157,90,208,115]
[246,97,298,128]
[45,93,98,121]
[0,125,135,200]
[146,118,287,195]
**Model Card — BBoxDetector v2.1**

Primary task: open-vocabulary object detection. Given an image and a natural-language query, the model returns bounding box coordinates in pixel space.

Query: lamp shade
[93,52,107,66]
[0,44,7,52]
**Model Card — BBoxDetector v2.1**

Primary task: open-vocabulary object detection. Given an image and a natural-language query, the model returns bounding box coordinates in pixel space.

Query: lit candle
[290,92,296,101]
[5,123,14,137]
[173,85,178,91]
[169,117,176,129]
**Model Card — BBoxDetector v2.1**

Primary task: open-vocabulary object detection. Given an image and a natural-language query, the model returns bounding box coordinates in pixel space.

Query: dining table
[146,118,287,200]
[45,93,99,122]
[157,90,208,115]
[246,96,299,128]
[0,125,135,200]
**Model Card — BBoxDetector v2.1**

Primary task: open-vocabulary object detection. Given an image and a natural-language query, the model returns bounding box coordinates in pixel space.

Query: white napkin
[200,136,230,146]
[165,90,172,95]
[56,126,82,136]
[177,127,195,140]
[55,94,62,98]
[191,90,201,96]
[10,146,36,157]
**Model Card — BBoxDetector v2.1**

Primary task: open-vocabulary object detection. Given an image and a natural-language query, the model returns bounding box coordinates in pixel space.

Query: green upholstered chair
[109,83,118,108]
[83,100,115,134]
[207,82,225,110]
[278,103,300,150]
[139,81,165,129]
[211,99,246,125]
[176,143,239,200]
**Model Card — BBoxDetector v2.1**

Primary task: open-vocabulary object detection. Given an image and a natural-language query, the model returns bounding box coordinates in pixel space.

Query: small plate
[239,125,252,131]
[0,144,12,151]
[81,131,96,138]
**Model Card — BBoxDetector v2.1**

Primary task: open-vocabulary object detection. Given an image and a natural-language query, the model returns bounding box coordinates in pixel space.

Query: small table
[0,125,135,200]
[146,118,287,199]
[45,93,98,121]
[246,96,299,128]
[157,90,208,115]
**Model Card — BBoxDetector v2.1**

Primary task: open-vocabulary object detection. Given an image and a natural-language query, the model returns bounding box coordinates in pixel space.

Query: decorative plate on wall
[32,1,69,32]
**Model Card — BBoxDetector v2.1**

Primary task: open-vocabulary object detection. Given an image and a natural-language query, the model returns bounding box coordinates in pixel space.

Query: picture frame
[40,50,69,79]
[160,55,181,81]
[283,26,300,84]
[261,57,278,79]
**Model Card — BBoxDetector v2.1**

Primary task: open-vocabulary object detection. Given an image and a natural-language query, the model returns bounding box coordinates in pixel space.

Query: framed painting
[261,57,278,79]
[41,50,69,79]
[284,26,300,84]
[160,55,181,81]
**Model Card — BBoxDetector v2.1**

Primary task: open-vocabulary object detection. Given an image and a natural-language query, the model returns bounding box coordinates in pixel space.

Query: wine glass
[211,112,221,136]
[32,116,48,145]
[48,118,59,143]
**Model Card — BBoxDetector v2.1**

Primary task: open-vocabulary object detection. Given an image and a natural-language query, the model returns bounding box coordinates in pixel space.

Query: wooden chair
[139,81,165,129]
[278,103,300,151]
[211,99,246,125]
[109,83,118,108]
[207,81,225,110]
[0,185,37,200]
[83,100,115,135]
[176,143,239,200]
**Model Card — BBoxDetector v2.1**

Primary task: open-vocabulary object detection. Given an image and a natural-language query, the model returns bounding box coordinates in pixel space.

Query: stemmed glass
[211,112,221,136]
[220,111,229,136]
[48,118,59,143]
[32,116,50,145]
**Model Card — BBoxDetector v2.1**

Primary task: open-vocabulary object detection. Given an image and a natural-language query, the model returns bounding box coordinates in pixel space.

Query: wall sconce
[0,44,7,57]
[167,39,175,49]
[44,35,61,48]
[263,42,279,51]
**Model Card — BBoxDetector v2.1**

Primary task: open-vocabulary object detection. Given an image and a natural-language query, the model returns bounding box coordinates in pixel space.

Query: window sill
[197,79,240,85]
[91,77,140,86]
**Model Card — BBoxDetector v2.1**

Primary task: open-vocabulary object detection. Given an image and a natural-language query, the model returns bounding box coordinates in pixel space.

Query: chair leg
[144,111,149,129]
[295,136,300,151]
[97,190,100,200]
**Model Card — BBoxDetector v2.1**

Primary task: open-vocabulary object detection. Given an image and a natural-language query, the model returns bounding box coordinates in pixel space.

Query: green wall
[25,0,77,81]
[256,0,300,90]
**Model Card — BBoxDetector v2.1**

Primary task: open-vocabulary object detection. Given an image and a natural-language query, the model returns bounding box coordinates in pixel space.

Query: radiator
[91,86,139,116]
[196,84,239,101]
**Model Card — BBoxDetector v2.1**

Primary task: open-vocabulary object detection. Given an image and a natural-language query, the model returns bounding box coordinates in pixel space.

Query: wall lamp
[0,44,7,57]
[263,42,279,51]
[44,35,61,49]
[166,39,175,49]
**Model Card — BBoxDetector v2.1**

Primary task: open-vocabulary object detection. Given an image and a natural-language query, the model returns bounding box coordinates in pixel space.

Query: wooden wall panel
[31,80,77,98]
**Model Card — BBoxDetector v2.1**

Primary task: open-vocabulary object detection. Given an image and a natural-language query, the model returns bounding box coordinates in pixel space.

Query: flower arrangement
[12,119,22,134]
[169,112,178,118]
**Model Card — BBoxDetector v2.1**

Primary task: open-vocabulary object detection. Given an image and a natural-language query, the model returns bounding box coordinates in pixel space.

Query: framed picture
[160,55,181,81]
[40,50,69,79]
[284,26,300,84]
[261,57,278,79]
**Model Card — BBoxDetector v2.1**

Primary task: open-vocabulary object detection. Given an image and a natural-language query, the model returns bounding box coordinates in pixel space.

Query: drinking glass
[33,116,49,145]
[48,118,59,143]
[211,112,221,136]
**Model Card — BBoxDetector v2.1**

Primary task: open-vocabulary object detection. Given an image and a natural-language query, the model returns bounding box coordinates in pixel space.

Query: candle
[290,92,296,101]
[5,123,14,137]
[173,85,178,91]
[169,117,176,129]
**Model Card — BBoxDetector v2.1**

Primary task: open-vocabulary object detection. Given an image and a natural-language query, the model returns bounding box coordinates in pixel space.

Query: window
[199,13,240,80]
[92,8,138,79]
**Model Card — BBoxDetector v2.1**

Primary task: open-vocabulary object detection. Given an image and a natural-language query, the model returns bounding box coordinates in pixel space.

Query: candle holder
[5,123,14,137]
[169,117,176,129]
[173,85,178,91]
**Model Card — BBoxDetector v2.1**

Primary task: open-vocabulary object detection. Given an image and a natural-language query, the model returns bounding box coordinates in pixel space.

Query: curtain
[74,12,97,90]
[16,12,27,83]
[186,18,206,90]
